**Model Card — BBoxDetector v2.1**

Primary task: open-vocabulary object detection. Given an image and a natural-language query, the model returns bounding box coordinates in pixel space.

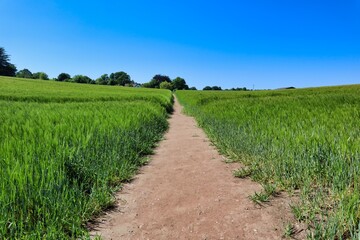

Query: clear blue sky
[1,0,359,89]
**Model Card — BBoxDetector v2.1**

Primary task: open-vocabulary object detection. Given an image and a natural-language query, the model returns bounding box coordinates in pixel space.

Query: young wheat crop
[0,76,172,239]
[176,85,360,239]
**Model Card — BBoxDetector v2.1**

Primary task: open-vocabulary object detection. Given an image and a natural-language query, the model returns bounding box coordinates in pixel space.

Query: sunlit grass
[0,77,172,239]
[177,85,360,238]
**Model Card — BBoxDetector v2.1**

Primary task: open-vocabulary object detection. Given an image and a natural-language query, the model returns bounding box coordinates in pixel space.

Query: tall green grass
[0,76,172,111]
[177,85,360,239]
[0,77,172,239]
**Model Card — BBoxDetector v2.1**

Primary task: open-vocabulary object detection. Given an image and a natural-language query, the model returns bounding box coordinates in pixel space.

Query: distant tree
[57,73,71,82]
[16,68,33,79]
[160,81,173,90]
[0,47,10,70]
[72,75,92,84]
[212,86,222,91]
[142,82,152,88]
[153,74,171,84]
[230,87,248,91]
[172,77,189,90]
[96,74,109,85]
[189,87,197,90]
[109,71,131,86]
[33,72,49,80]
[143,74,171,88]
[145,79,158,88]
[1,64,16,77]
[0,47,17,76]
[203,86,212,90]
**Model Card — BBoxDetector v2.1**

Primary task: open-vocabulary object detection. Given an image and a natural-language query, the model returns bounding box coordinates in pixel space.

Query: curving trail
[90,97,298,239]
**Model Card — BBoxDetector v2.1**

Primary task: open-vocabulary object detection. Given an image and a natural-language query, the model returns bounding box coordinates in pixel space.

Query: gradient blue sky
[1,0,359,89]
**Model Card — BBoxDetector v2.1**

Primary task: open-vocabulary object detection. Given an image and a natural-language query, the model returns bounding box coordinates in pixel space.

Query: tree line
[0,47,193,89]
[202,86,249,91]
[0,47,17,77]
[1,47,249,91]
[142,74,196,90]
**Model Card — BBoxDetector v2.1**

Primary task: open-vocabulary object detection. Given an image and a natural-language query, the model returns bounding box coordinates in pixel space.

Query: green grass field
[176,85,360,239]
[0,76,172,239]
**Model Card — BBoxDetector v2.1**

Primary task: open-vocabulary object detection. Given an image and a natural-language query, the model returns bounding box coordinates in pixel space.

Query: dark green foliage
[0,63,16,77]
[0,47,10,67]
[32,72,49,80]
[143,79,158,88]
[72,75,93,84]
[0,47,17,77]
[142,82,152,88]
[203,86,212,90]
[16,68,33,78]
[229,87,248,91]
[172,77,189,90]
[203,86,222,90]
[96,73,137,86]
[143,75,191,90]
[96,74,110,85]
[57,73,71,82]
[109,71,132,86]
[159,81,173,90]
[143,74,171,88]
[152,74,171,84]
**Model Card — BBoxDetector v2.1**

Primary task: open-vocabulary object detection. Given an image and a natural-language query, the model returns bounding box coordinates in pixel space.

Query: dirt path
[90,98,297,239]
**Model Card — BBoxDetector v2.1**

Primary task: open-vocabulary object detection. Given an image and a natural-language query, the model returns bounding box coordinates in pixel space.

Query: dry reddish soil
[90,98,303,240]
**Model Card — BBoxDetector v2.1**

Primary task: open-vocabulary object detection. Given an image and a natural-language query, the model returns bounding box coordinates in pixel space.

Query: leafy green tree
[143,74,171,88]
[189,87,197,90]
[0,47,17,76]
[160,81,173,90]
[0,47,10,71]
[16,69,33,79]
[142,79,157,88]
[212,86,222,91]
[33,72,49,80]
[203,86,222,90]
[72,75,93,84]
[109,71,131,86]
[57,73,71,82]
[153,74,171,83]
[142,82,152,88]
[172,77,189,90]
[96,74,109,85]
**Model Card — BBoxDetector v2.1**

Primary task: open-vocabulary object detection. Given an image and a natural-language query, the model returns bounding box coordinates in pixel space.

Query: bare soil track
[90,98,300,240]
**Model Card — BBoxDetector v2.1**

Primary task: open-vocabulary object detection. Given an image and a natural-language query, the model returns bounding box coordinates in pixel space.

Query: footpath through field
[91,97,296,239]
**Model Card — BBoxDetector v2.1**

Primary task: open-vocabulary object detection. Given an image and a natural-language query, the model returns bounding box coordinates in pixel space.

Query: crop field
[0,76,172,239]
[177,85,360,239]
